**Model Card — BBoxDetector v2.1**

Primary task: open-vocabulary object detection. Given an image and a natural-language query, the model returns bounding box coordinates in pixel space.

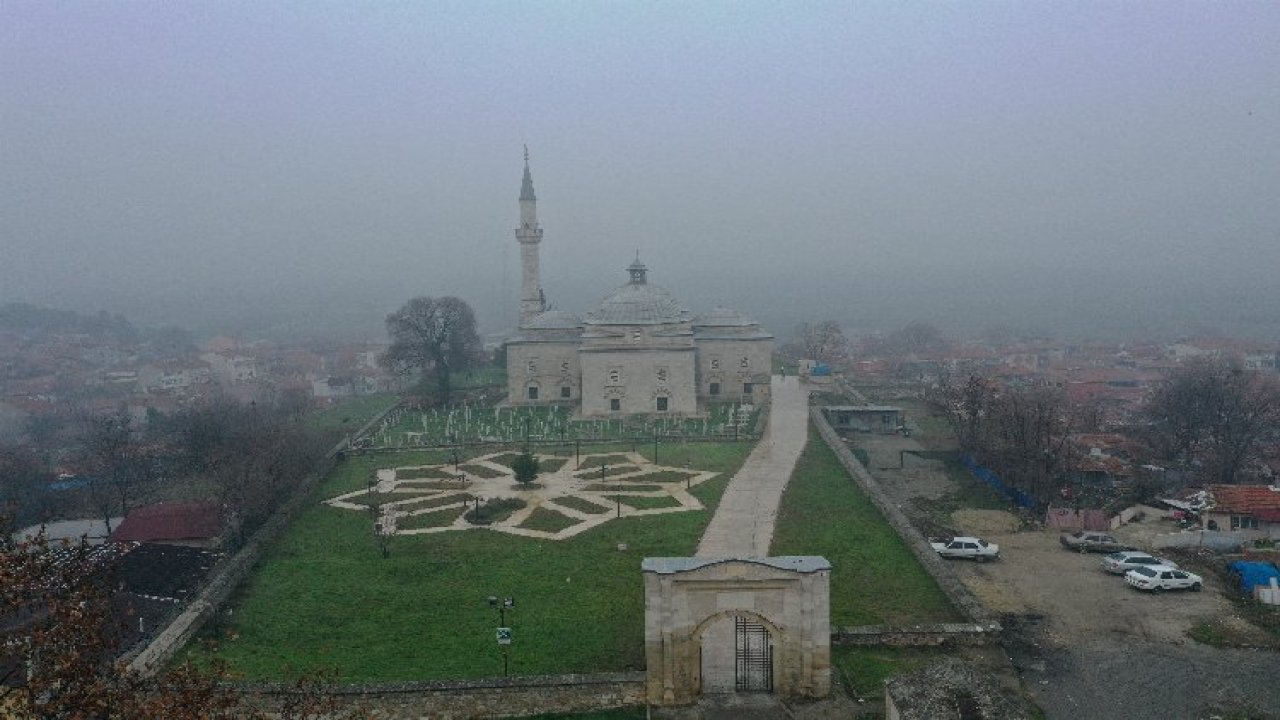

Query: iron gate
[734,615,773,692]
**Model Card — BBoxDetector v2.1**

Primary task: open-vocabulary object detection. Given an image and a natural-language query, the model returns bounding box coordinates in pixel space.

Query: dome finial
[627,254,648,285]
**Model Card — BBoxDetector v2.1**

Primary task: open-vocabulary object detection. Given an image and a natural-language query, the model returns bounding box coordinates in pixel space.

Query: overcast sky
[3,2,1278,341]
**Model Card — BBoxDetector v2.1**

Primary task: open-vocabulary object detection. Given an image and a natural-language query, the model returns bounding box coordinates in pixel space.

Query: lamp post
[653,428,659,463]
[486,595,515,676]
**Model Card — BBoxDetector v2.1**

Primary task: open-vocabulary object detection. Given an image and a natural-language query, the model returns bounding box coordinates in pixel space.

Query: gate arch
[642,556,831,706]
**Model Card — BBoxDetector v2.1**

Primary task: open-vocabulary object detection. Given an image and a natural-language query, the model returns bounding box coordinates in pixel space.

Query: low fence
[811,408,997,630]
[235,672,646,720]
[1151,530,1250,551]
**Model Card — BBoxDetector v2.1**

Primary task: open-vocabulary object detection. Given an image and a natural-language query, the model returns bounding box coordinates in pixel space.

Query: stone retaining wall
[832,623,995,647]
[810,407,997,629]
[237,672,646,720]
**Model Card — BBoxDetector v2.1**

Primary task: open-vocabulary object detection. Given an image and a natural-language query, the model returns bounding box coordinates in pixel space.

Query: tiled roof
[109,501,223,543]
[1209,485,1280,522]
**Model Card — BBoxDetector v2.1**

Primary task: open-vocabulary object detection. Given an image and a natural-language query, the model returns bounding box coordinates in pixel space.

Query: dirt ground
[849,424,1280,719]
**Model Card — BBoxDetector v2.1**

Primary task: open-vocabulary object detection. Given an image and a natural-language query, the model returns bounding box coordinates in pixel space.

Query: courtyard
[324,450,722,540]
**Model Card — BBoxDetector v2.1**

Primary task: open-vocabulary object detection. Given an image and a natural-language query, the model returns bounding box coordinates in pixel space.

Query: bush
[464,497,527,525]
[511,452,540,485]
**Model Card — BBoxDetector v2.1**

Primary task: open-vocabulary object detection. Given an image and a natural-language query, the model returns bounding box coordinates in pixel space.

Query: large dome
[585,260,692,325]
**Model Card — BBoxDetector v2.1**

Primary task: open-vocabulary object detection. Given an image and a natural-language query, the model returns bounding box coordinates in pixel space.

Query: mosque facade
[504,152,773,417]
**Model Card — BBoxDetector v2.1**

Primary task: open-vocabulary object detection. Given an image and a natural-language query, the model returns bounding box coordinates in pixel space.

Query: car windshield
[1105,553,1124,560]
[978,540,988,547]
[1131,566,1157,577]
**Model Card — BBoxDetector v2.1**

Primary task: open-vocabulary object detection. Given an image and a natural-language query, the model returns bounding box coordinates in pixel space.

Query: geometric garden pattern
[323,451,719,541]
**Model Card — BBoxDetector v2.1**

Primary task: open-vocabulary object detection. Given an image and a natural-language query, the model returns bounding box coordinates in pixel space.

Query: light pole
[486,595,515,676]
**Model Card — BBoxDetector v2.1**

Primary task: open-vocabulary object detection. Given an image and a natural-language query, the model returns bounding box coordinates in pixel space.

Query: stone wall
[238,673,645,720]
[832,623,995,647]
[810,407,997,630]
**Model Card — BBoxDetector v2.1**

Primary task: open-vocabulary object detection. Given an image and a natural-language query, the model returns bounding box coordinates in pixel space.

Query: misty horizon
[4,3,1278,344]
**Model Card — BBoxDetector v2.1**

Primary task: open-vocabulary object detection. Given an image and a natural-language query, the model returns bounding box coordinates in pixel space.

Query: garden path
[695,375,810,557]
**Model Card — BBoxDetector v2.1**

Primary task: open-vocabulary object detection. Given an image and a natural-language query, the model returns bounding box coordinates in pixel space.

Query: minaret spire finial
[520,146,536,202]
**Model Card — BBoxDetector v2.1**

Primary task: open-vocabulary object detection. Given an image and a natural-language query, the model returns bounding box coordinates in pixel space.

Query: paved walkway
[696,375,811,557]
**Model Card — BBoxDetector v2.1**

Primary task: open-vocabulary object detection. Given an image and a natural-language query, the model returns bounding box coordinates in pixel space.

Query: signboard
[496,627,512,646]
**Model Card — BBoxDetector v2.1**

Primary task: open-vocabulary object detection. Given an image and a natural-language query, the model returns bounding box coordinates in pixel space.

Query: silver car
[1101,551,1178,575]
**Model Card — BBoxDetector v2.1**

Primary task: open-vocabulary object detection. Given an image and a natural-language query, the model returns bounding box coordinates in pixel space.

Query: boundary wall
[810,406,1000,645]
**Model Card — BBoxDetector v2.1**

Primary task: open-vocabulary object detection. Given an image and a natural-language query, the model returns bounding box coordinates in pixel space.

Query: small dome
[523,309,582,330]
[694,306,758,327]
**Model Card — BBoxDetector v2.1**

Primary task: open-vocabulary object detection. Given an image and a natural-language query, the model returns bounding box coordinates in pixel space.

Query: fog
[4,2,1279,342]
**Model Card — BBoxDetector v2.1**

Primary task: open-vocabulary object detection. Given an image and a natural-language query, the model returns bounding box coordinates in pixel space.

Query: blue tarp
[1228,561,1280,593]
[810,363,831,377]
[961,454,1036,509]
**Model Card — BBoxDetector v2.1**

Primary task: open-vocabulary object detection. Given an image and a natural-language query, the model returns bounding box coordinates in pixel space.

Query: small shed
[109,501,224,548]
[823,405,903,434]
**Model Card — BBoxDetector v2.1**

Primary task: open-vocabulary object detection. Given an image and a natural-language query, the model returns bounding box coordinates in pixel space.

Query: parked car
[1124,565,1203,592]
[930,536,1000,562]
[1101,551,1178,575]
[1060,531,1128,553]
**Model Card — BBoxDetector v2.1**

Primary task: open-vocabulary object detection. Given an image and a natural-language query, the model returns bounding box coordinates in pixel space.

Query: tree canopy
[380,296,482,405]
[1143,356,1280,484]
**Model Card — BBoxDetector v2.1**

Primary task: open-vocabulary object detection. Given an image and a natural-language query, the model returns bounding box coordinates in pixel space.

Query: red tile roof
[1209,485,1280,522]
[109,501,223,543]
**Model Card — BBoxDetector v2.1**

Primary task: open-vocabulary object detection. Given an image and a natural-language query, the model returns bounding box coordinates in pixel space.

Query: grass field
[770,424,960,626]
[181,441,754,681]
[303,394,398,435]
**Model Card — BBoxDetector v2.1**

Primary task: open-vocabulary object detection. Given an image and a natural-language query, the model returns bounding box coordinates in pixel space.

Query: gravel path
[696,375,810,557]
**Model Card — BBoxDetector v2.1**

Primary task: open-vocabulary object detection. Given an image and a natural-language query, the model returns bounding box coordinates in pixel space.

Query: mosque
[505,152,773,417]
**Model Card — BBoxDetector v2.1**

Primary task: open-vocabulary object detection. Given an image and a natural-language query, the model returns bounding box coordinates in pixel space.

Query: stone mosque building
[505,152,773,417]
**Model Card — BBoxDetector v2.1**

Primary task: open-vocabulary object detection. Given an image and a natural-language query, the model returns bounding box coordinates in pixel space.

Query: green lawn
[303,394,398,434]
[770,424,961,626]
[831,645,949,698]
[181,441,754,681]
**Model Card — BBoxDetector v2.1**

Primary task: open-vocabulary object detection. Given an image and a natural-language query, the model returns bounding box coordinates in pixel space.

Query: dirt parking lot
[947,525,1233,646]
[850,424,1280,719]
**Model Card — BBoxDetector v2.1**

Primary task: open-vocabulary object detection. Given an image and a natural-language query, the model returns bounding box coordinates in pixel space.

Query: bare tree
[794,321,847,365]
[929,373,1073,508]
[0,445,56,538]
[0,533,355,719]
[380,296,482,405]
[77,410,159,533]
[1144,356,1280,484]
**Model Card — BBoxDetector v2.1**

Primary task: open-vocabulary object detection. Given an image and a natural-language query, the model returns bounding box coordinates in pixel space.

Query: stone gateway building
[505,153,773,417]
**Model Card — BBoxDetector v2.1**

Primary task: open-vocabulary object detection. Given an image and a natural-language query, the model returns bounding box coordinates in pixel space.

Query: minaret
[516,146,545,327]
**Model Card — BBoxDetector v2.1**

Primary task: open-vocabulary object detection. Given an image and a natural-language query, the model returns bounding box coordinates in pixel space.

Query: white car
[930,536,1000,562]
[1124,565,1203,592]
[1101,551,1178,575]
